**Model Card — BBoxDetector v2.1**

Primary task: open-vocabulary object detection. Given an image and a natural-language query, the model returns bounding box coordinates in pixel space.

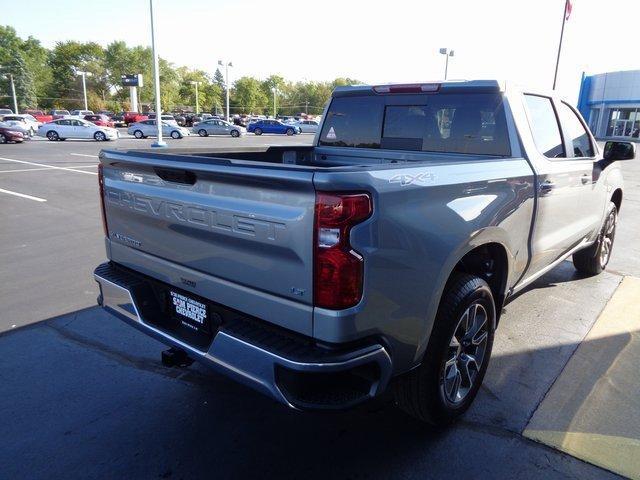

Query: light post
[0,67,19,114]
[218,60,232,121]
[271,86,277,118]
[190,81,201,114]
[439,48,455,80]
[149,0,166,147]
[74,70,92,110]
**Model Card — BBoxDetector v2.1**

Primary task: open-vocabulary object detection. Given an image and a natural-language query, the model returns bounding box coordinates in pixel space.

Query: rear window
[319,93,510,156]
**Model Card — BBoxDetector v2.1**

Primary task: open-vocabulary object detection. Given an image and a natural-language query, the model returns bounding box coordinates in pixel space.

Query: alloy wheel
[599,210,616,268]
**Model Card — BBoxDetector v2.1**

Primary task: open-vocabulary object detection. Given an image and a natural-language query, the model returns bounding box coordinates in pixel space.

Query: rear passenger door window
[557,102,594,158]
[524,94,565,158]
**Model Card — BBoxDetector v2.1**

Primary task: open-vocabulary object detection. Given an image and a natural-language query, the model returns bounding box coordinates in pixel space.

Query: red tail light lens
[314,192,372,309]
[98,163,109,238]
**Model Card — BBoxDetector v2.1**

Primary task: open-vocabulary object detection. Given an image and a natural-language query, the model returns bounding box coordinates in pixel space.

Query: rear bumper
[94,262,392,410]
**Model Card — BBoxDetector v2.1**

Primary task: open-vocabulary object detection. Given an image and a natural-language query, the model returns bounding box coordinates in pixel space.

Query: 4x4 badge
[389,172,436,186]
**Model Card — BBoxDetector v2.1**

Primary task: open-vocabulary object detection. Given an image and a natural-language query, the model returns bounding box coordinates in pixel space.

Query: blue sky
[3,0,639,102]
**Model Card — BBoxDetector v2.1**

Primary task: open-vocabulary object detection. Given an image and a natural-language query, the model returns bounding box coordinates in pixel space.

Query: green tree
[232,76,269,114]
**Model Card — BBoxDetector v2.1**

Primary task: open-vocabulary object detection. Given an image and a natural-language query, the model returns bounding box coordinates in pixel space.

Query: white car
[294,119,320,133]
[0,114,41,137]
[38,118,119,141]
[128,120,190,139]
[147,114,178,126]
[69,109,94,118]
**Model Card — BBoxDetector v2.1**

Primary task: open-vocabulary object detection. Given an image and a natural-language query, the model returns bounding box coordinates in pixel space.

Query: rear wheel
[170,130,181,139]
[133,130,144,139]
[0,133,6,144]
[573,202,617,275]
[254,128,263,136]
[394,273,495,426]
[94,131,106,141]
[198,129,208,137]
[47,131,59,141]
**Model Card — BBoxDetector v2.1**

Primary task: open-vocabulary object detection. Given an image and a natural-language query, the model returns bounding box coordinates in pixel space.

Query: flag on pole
[565,0,573,20]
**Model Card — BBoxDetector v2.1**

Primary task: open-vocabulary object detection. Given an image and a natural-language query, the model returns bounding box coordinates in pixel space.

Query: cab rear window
[319,93,511,156]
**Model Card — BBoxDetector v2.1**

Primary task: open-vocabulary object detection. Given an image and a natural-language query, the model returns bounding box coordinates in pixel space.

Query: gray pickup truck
[94,80,634,425]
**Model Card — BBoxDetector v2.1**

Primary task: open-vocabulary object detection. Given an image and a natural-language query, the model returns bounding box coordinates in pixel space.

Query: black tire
[198,129,208,137]
[394,273,495,426]
[47,130,59,141]
[286,128,294,136]
[94,131,106,141]
[133,130,144,139]
[0,133,5,144]
[230,129,240,137]
[573,202,617,276]
[170,130,181,139]
[254,128,263,136]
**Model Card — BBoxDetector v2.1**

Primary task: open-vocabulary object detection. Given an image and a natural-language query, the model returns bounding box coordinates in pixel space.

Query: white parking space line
[0,188,47,202]
[0,165,96,174]
[70,153,98,158]
[0,157,97,176]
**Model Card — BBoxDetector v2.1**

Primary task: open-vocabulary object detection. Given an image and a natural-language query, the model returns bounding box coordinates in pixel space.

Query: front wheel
[573,202,617,275]
[133,130,144,139]
[394,273,495,426]
[0,133,6,144]
[198,129,208,137]
[286,128,294,136]
[94,131,106,141]
[254,128,262,136]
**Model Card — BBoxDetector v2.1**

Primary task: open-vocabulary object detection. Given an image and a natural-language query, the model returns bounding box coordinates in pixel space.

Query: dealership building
[577,69,640,140]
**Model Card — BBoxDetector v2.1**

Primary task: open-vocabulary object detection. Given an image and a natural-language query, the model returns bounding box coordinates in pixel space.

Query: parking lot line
[0,166,96,174]
[0,187,47,202]
[0,157,97,176]
[70,153,98,158]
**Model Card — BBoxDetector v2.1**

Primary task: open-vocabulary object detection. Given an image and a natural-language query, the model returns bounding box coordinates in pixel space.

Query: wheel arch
[611,188,622,213]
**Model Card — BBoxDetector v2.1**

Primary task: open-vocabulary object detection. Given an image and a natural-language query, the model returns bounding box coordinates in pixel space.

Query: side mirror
[604,141,635,161]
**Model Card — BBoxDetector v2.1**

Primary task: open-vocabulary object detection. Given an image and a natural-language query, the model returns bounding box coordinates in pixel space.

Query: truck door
[523,94,598,276]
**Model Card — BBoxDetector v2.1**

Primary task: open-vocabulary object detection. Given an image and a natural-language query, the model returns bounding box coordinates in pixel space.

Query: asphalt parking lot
[1,134,638,479]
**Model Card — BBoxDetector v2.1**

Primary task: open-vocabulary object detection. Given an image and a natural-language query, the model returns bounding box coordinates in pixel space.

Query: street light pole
[149,0,166,147]
[439,48,455,80]
[272,87,277,118]
[218,60,232,121]
[8,73,18,114]
[190,81,200,114]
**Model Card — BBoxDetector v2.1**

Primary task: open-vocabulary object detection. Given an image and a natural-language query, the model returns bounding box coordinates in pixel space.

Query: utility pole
[305,100,308,115]
[1,66,19,113]
[218,60,233,121]
[272,87,277,118]
[190,81,200,114]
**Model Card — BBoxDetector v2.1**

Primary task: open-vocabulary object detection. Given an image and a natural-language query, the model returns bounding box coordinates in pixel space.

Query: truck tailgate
[100,152,316,309]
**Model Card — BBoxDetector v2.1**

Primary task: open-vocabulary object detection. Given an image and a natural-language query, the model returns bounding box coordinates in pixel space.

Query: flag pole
[552,0,569,90]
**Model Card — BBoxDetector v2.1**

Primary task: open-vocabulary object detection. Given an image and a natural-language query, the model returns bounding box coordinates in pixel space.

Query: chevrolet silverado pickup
[94,80,634,425]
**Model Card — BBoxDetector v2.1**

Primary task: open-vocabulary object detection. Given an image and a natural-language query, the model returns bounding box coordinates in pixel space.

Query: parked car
[38,118,118,141]
[147,113,178,126]
[0,114,40,136]
[184,113,202,127]
[0,108,13,115]
[247,119,301,135]
[24,109,53,123]
[84,114,115,128]
[69,109,94,118]
[50,109,70,120]
[0,125,25,143]
[123,111,148,125]
[193,119,245,137]
[171,113,186,126]
[97,110,114,118]
[110,112,126,128]
[127,119,190,139]
[293,119,319,133]
[95,80,633,426]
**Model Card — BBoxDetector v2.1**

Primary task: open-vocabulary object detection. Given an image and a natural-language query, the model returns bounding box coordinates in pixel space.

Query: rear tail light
[98,163,109,238]
[314,192,372,309]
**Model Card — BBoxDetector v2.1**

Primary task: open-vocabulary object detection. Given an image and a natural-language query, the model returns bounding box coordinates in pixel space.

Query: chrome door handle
[581,174,591,184]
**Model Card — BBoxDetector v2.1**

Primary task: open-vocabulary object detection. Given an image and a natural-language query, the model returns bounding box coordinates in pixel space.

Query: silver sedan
[128,120,190,139]
[192,119,245,137]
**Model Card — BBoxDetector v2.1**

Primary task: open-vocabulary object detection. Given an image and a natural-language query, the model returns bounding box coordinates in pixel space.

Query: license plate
[169,290,209,333]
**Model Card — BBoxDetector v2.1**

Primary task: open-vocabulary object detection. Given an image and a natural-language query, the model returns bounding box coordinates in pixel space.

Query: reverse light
[98,163,109,238]
[314,192,372,309]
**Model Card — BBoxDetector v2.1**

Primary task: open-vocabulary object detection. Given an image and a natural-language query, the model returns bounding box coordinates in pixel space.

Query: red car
[123,111,148,125]
[84,114,115,128]
[0,126,25,143]
[24,109,53,123]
